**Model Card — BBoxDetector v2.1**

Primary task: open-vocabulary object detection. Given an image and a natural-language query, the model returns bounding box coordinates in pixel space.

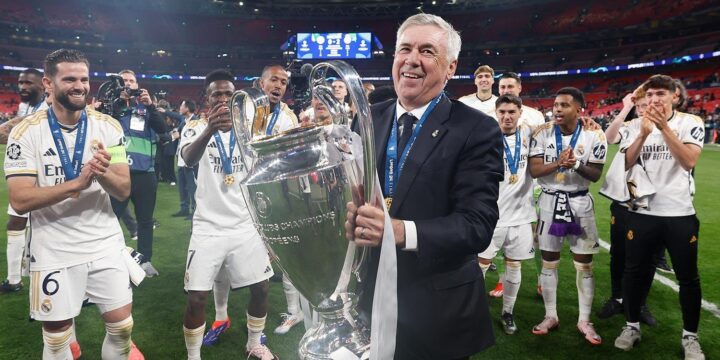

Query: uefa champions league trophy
[230,60,375,360]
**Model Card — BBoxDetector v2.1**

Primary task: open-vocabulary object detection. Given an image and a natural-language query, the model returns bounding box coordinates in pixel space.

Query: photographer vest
[119,104,157,172]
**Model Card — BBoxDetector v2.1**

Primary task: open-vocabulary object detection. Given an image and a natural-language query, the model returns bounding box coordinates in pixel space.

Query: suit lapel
[374,102,394,167]
[390,97,451,216]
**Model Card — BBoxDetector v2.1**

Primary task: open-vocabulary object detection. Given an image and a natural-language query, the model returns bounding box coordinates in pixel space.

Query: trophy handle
[230,87,271,171]
[309,60,376,204]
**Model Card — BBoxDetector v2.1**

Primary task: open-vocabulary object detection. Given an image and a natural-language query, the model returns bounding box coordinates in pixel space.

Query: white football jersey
[244,101,298,136]
[497,125,537,227]
[520,105,546,127]
[4,108,125,270]
[458,94,497,119]
[619,112,703,216]
[530,122,607,193]
[17,100,49,117]
[179,119,256,236]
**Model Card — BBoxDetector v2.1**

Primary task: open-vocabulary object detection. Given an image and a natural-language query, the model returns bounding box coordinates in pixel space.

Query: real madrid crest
[91,139,101,154]
[576,144,585,156]
[41,299,53,314]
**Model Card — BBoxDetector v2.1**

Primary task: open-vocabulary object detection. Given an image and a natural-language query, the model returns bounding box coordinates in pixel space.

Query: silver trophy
[230,61,375,360]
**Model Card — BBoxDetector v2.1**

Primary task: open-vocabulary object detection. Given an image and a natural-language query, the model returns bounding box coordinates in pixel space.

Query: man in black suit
[346,13,503,360]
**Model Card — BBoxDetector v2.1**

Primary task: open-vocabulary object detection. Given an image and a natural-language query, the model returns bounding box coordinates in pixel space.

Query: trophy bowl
[230,60,375,359]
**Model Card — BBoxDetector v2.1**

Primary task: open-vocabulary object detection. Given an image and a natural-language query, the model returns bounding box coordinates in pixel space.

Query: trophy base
[298,294,370,360]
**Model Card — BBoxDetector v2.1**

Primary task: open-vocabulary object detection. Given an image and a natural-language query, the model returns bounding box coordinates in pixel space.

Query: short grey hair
[396,13,462,63]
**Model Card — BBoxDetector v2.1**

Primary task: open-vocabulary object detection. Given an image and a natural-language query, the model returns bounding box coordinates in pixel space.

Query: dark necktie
[397,113,416,155]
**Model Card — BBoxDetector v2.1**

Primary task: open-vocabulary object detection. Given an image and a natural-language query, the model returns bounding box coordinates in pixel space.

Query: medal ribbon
[502,128,521,178]
[554,122,582,172]
[266,104,281,135]
[213,130,236,175]
[47,107,88,180]
[30,96,45,114]
[384,93,444,198]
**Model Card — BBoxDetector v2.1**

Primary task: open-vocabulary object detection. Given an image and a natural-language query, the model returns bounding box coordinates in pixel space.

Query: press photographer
[107,69,168,278]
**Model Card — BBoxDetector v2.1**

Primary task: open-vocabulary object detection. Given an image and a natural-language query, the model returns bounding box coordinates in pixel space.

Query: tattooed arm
[0,115,30,145]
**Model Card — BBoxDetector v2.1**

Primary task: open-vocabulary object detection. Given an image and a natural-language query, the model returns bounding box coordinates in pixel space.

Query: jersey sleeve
[179,120,205,153]
[529,127,546,157]
[680,115,705,148]
[588,130,608,164]
[619,119,640,152]
[4,125,37,178]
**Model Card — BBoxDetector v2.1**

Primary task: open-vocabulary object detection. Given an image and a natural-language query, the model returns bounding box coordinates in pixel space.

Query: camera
[95,75,143,116]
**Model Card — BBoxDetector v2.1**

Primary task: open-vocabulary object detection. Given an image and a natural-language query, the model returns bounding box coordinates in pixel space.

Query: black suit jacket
[359,96,503,359]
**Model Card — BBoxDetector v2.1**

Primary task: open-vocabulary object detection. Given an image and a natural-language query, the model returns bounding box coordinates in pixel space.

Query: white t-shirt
[530,122,607,193]
[458,94,497,119]
[17,100,49,117]
[619,112,704,216]
[498,125,537,227]
[520,105,546,127]
[179,119,257,236]
[4,108,125,270]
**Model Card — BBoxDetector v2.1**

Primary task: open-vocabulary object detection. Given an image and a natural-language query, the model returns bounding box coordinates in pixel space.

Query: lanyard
[502,128,521,175]
[554,122,582,172]
[384,93,444,197]
[213,130,236,175]
[266,104,281,135]
[47,107,88,180]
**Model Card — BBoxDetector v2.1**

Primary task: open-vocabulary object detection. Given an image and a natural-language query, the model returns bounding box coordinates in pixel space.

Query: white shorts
[184,231,274,292]
[29,252,132,322]
[537,209,600,255]
[479,223,535,261]
[7,203,28,218]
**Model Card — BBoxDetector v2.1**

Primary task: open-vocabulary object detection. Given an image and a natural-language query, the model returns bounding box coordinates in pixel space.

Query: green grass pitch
[0,144,718,359]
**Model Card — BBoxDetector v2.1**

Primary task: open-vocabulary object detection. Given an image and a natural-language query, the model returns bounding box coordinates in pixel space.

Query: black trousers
[112,172,158,262]
[622,211,701,331]
[609,202,656,301]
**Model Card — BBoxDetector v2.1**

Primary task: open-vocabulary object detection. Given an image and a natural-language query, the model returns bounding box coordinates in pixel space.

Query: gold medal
[555,172,565,182]
[509,174,518,184]
[224,174,235,185]
[384,197,393,210]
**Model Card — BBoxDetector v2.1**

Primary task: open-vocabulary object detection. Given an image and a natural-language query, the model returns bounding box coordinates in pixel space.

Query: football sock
[682,329,698,338]
[574,261,595,323]
[503,261,522,314]
[183,324,205,360]
[540,260,560,319]
[246,312,266,348]
[479,262,491,277]
[101,316,133,360]
[627,321,640,330]
[283,274,300,315]
[69,320,77,344]
[42,326,73,360]
[6,229,25,284]
[213,274,231,322]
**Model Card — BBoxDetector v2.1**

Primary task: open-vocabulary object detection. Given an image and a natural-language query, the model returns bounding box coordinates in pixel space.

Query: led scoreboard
[296,32,372,59]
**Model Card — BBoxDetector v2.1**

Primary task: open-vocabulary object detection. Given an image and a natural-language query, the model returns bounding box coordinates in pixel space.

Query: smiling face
[259,66,289,106]
[43,62,90,112]
[393,24,457,111]
[474,71,494,94]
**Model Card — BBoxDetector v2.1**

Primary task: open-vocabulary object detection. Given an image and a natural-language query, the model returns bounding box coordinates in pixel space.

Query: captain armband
[107,145,128,164]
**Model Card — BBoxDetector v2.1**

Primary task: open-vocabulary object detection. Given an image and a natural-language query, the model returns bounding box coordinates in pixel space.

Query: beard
[56,90,87,112]
[19,89,39,103]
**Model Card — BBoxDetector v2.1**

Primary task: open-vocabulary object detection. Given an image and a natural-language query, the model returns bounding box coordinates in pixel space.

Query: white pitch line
[598,238,720,319]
